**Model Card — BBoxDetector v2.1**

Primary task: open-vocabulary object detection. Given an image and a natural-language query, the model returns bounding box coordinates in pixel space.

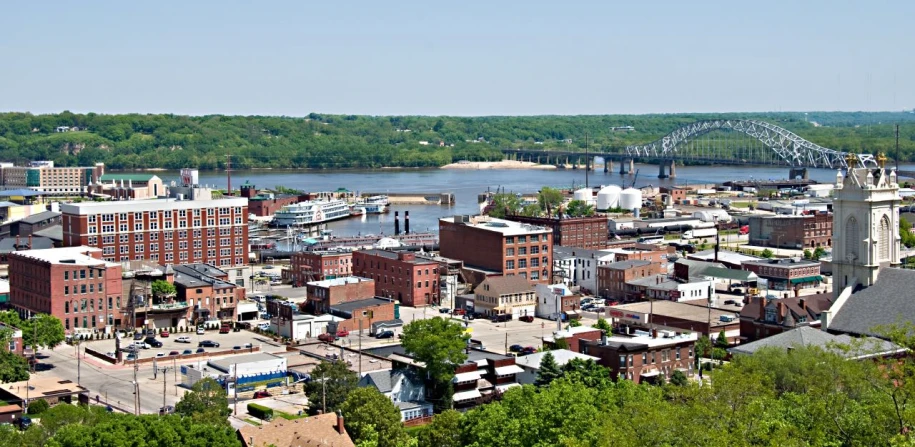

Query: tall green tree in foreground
[175,377,231,425]
[401,317,469,411]
[535,352,562,387]
[417,410,462,447]
[304,360,359,414]
[340,387,409,447]
[0,311,65,350]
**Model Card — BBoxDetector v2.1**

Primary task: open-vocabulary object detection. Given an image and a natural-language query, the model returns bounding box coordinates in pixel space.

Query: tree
[417,410,462,447]
[695,335,712,364]
[592,317,612,333]
[486,193,521,218]
[45,411,242,447]
[760,248,774,258]
[26,399,49,415]
[900,217,915,248]
[812,246,827,260]
[175,377,230,424]
[0,350,29,383]
[150,280,176,298]
[670,370,688,386]
[304,360,358,414]
[565,199,595,217]
[715,330,729,349]
[537,187,564,216]
[561,358,612,388]
[803,249,812,260]
[535,352,563,387]
[0,311,65,350]
[401,317,468,382]
[567,319,582,328]
[552,337,570,350]
[340,388,409,447]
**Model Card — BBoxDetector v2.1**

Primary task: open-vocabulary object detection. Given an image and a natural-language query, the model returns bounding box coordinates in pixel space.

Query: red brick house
[329,297,396,334]
[306,276,376,314]
[579,327,698,384]
[290,251,354,286]
[352,250,439,307]
[596,260,662,300]
[739,294,834,343]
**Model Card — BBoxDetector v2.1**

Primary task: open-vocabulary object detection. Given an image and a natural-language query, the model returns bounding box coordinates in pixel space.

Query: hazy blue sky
[2,1,912,116]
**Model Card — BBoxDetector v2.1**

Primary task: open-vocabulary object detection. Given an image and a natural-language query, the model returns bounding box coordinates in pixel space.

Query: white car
[197,327,206,335]
[176,336,192,343]
[132,341,151,350]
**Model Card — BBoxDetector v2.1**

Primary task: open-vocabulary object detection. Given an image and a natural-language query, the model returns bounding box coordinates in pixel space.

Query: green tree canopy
[401,317,469,382]
[175,377,231,425]
[535,352,562,387]
[537,187,564,216]
[592,317,612,333]
[760,248,774,258]
[151,279,177,298]
[0,311,65,350]
[304,360,358,414]
[565,199,595,217]
[486,193,522,218]
[340,387,409,447]
[901,217,915,248]
[416,410,462,447]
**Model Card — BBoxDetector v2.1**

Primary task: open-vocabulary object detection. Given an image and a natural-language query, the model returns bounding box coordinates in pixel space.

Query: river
[152,163,904,237]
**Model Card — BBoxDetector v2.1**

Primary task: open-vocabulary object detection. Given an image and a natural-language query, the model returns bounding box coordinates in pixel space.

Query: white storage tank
[620,187,643,211]
[573,188,593,203]
[596,185,622,210]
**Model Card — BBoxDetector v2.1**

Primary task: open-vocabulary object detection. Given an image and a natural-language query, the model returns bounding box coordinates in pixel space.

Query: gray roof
[32,225,63,241]
[703,266,756,282]
[330,297,393,315]
[0,236,54,253]
[172,264,235,290]
[675,259,725,277]
[478,275,535,296]
[731,326,903,358]
[829,268,915,337]
[553,246,615,260]
[0,189,47,197]
[358,249,437,265]
[602,259,652,270]
[20,211,59,224]
[359,370,395,393]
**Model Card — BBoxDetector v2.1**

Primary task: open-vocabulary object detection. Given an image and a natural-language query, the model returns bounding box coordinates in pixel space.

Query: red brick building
[659,187,688,203]
[739,294,834,343]
[596,260,662,300]
[579,327,697,383]
[8,246,124,334]
[290,251,354,286]
[506,215,608,250]
[306,276,376,314]
[439,216,553,284]
[352,250,439,307]
[748,213,833,250]
[741,258,823,292]
[59,197,249,268]
[549,326,602,353]
[172,264,245,325]
[240,182,305,217]
[329,297,396,333]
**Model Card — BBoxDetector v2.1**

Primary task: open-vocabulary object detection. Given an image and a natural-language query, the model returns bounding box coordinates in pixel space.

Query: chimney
[336,410,345,435]
[759,296,767,316]
[394,211,400,236]
[652,329,658,339]
[404,211,410,234]
[799,298,806,311]
[776,301,785,319]
[794,287,799,298]
[600,331,607,345]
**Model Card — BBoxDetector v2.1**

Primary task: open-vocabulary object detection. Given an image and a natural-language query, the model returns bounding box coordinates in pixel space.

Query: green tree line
[1,111,914,170]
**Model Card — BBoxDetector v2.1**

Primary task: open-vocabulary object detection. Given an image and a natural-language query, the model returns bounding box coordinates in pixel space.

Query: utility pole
[504,333,508,355]
[133,358,139,414]
[358,320,362,376]
[157,366,172,415]
[585,133,590,188]
[322,372,326,414]
[233,363,238,416]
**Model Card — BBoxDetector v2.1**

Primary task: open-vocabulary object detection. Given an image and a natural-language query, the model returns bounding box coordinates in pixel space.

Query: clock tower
[832,153,901,297]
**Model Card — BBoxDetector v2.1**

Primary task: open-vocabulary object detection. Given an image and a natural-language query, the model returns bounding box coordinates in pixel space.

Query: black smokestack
[394,211,400,235]
[405,211,410,234]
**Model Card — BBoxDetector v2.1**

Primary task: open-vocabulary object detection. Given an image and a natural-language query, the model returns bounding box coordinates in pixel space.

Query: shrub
[247,402,273,421]
[27,399,49,415]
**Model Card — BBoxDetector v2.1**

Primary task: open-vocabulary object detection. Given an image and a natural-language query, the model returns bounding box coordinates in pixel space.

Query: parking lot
[81,327,286,363]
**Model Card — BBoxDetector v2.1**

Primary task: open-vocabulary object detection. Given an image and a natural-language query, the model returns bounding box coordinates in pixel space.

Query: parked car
[257,322,271,331]
[197,327,206,335]
[336,329,349,338]
[253,391,270,399]
[195,347,206,354]
[439,307,451,314]
[520,346,537,355]
[133,333,144,341]
[126,352,138,361]
[145,338,163,348]
[160,330,169,338]
[375,330,395,339]
[176,336,192,343]
[132,341,151,350]
[519,315,534,323]
[155,352,166,358]
[509,344,524,353]
[198,340,220,348]
[168,351,180,357]
[219,326,231,334]
[17,416,31,431]
[318,333,336,343]
[181,349,193,356]
[243,343,253,349]
[158,405,175,415]
[724,299,738,306]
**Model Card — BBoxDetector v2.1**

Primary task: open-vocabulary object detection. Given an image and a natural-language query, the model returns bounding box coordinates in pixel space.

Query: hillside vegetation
[1,111,913,170]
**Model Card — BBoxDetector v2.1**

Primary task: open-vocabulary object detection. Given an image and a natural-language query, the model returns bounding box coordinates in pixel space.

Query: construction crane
[629,169,640,188]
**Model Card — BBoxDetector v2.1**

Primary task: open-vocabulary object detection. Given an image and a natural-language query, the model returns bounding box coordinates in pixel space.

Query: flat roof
[610,301,739,328]
[59,197,248,215]
[441,215,551,236]
[308,276,373,288]
[0,189,48,197]
[208,352,285,372]
[2,375,87,401]
[358,249,438,265]
[628,275,709,290]
[330,297,393,314]
[742,258,821,267]
[10,246,118,267]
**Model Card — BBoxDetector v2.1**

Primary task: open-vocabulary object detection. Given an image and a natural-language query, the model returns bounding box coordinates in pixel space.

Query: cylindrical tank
[620,187,643,211]
[596,185,621,210]
[573,188,592,202]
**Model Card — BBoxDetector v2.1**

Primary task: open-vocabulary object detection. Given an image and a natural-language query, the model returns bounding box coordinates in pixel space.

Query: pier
[362,192,454,205]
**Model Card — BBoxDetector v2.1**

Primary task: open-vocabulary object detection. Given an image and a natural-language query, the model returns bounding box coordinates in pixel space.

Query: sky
[1,1,913,116]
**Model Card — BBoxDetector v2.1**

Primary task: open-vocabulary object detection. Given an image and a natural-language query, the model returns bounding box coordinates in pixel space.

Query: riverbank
[441,160,557,170]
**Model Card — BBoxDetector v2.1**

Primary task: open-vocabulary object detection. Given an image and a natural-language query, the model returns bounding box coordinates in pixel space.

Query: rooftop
[478,275,535,296]
[98,173,157,182]
[357,249,438,265]
[628,274,710,290]
[742,257,821,268]
[829,268,915,337]
[553,246,617,260]
[237,413,354,447]
[687,249,761,266]
[0,236,55,253]
[19,210,60,224]
[0,189,48,197]
[59,197,247,215]
[9,246,117,267]
[611,301,740,328]
[308,276,374,288]
[173,264,235,290]
[513,349,599,369]
[330,297,394,314]
[589,328,699,350]
[1,375,87,401]
[730,326,903,359]
[601,259,653,270]
[441,215,551,236]
[208,352,285,373]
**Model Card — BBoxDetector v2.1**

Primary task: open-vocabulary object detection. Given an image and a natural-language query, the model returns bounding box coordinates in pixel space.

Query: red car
[253,391,270,399]
[160,330,170,338]
[519,316,534,323]
[318,333,336,343]
[336,329,349,338]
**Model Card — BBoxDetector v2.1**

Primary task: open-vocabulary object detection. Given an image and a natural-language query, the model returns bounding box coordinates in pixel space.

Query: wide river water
[152,163,910,237]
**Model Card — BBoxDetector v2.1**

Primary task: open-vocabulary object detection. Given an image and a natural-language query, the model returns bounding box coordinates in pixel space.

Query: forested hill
[1,111,914,170]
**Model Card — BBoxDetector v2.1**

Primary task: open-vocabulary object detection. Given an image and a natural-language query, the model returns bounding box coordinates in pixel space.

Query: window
[531,234,539,242]
[64,302,69,313]
[505,237,514,244]
[64,271,69,280]
[506,248,514,256]
[506,260,515,270]
[518,259,527,268]
[518,247,527,255]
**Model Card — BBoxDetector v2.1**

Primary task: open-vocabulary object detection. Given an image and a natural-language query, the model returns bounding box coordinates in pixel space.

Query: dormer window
[765,308,776,322]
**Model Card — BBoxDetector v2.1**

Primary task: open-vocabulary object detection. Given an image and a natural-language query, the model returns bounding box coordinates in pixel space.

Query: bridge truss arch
[625,119,874,169]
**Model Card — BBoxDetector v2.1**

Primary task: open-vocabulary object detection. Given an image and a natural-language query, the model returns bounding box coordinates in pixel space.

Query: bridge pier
[658,160,676,179]
[605,159,611,173]
[619,158,630,174]
[789,168,809,180]
[628,159,634,175]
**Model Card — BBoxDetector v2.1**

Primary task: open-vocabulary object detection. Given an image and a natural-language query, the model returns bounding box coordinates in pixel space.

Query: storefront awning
[452,389,482,402]
[494,365,524,376]
[790,275,823,285]
[453,371,482,383]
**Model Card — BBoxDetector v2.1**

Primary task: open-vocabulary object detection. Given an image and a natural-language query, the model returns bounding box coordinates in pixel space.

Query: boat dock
[362,192,454,205]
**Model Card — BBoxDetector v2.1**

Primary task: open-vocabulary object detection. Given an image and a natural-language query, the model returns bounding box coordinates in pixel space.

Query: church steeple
[832,152,901,297]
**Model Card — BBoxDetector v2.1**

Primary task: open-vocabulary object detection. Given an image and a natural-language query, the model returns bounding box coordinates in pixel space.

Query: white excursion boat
[272,199,351,227]
[354,195,389,214]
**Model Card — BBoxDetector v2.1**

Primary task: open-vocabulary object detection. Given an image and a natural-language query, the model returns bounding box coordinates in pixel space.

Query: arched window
[879,214,891,261]
[64,302,69,313]
[845,217,859,260]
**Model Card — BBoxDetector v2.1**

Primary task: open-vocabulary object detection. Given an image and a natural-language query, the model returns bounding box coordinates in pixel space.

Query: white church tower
[832,153,901,297]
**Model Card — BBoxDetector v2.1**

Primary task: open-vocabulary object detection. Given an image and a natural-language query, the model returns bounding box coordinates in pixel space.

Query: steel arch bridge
[625,119,875,169]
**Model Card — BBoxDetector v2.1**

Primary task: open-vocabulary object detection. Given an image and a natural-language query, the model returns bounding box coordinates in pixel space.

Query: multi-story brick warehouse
[60,198,249,267]
[439,216,553,284]
[290,251,354,286]
[748,213,833,250]
[506,215,608,250]
[8,247,124,333]
[352,250,440,307]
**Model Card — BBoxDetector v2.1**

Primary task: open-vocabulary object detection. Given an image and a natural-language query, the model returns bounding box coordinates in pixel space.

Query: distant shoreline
[440,160,557,170]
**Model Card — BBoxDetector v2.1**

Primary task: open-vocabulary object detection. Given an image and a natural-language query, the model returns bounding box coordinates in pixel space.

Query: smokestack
[404,211,410,234]
[336,411,345,435]
[394,211,400,236]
